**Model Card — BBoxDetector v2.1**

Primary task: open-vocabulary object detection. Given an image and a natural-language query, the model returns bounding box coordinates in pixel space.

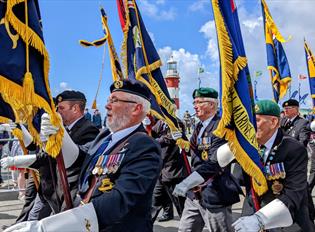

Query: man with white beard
[4,80,162,232]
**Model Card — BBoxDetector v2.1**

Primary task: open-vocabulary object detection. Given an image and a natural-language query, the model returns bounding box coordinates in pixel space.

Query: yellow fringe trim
[120,0,130,80]
[212,0,267,196]
[0,116,10,124]
[176,139,190,152]
[267,66,291,99]
[261,0,291,43]
[3,0,63,157]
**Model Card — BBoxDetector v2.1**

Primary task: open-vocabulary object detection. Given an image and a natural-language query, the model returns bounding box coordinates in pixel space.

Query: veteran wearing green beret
[233,99,315,232]
[173,87,241,232]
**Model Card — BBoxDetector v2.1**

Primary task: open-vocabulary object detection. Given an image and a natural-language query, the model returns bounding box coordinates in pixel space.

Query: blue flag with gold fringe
[261,0,291,103]
[304,39,315,114]
[118,0,188,148]
[0,0,63,157]
[211,0,267,195]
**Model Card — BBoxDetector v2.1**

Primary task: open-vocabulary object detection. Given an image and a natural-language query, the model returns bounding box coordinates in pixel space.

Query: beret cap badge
[57,96,63,102]
[114,80,123,89]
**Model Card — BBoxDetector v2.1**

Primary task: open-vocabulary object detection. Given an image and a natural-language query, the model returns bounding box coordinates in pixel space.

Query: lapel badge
[271,180,283,195]
[201,150,208,161]
[98,178,114,192]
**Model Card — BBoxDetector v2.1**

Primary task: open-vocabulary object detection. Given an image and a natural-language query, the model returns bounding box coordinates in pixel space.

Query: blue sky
[39,0,315,118]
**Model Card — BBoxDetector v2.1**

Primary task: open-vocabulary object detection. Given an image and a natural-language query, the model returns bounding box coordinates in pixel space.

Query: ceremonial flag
[211,0,267,195]
[255,71,262,77]
[118,0,188,148]
[304,39,315,113]
[261,0,291,103]
[198,67,205,74]
[0,0,63,157]
[99,7,124,82]
[80,6,124,109]
[290,90,298,99]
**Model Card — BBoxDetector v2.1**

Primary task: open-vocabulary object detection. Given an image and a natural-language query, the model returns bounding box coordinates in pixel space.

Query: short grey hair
[126,93,151,117]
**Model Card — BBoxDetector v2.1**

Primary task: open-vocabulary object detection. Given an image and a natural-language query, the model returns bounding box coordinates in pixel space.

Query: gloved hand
[40,113,60,139]
[172,171,204,197]
[0,122,16,133]
[4,203,98,232]
[232,199,293,231]
[19,123,33,147]
[40,113,79,168]
[3,221,41,232]
[232,214,263,232]
[0,157,14,169]
[0,155,36,169]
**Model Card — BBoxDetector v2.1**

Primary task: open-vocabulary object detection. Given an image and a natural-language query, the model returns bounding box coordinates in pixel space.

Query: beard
[106,112,131,132]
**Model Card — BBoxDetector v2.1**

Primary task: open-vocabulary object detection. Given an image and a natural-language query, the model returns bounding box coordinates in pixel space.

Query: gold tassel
[23,71,34,105]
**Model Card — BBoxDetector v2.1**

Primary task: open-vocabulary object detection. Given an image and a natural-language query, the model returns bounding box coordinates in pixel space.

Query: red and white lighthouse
[165,56,180,110]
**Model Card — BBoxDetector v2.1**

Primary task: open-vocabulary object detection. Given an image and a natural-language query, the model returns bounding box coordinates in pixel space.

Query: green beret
[192,87,218,99]
[255,100,280,117]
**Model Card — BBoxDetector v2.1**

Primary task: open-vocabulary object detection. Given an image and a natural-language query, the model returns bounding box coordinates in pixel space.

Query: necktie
[81,135,112,192]
[190,123,203,150]
[259,145,266,162]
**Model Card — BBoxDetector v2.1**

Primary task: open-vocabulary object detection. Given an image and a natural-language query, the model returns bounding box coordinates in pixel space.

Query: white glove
[0,155,36,169]
[40,113,79,168]
[142,116,151,126]
[20,123,33,147]
[217,143,235,167]
[0,122,16,133]
[232,214,262,232]
[40,113,59,138]
[173,171,204,197]
[62,129,79,168]
[4,203,98,232]
[232,199,293,231]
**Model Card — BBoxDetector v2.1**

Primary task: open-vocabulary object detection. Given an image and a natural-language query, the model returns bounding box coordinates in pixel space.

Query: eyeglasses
[107,97,138,104]
[193,100,212,106]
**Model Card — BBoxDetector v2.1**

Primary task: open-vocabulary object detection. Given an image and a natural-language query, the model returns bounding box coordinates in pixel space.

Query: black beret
[110,80,151,101]
[192,87,218,99]
[282,99,299,107]
[56,90,86,103]
[255,100,280,117]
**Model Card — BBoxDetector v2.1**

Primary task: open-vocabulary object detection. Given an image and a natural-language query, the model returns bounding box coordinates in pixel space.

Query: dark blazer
[280,115,310,146]
[151,119,189,183]
[79,125,162,232]
[31,116,100,213]
[189,114,241,209]
[242,129,315,231]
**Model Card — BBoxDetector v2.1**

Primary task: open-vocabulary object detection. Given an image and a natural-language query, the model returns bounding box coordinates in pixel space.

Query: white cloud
[59,82,68,89]
[199,20,219,63]
[235,0,315,108]
[156,0,165,5]
[189,0,209,12]
[139,0,176,21]
[242,17,262,33]
[158,46,218,116]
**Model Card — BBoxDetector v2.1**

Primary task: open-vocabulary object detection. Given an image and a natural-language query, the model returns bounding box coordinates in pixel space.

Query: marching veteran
[280,99,310,146]
[4,80,162,232]
[173,87,241,232]
[232,99,315,231]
